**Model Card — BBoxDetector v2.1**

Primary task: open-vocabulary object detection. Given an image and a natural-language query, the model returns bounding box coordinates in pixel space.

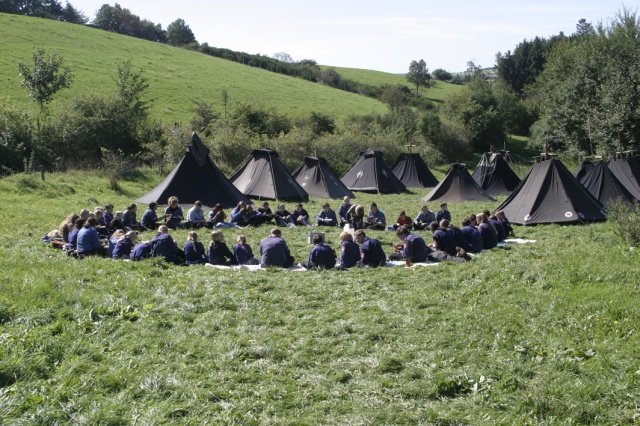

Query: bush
[606,199,640,246]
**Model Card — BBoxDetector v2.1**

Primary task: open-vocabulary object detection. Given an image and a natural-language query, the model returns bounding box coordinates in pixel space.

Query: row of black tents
[137,133,640,226]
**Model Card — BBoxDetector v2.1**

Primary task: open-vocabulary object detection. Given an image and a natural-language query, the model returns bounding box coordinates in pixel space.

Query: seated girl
[184,231,206,265]
[59,213,79,243]
[233,234,259,265]
[123,203,144,231]
[108,229,127,258]
[164,196,184,230]
[207,230,236,265]
[112,231,138,260]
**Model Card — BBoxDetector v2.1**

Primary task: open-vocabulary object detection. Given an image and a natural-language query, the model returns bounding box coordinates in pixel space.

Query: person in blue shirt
[233,234,259,265]
[150,225,180,263]
[141,202,161,230]
[274,204,295,227]
[108,229,126,258]
[103,204,114,231]
[317,202,339,226]
[230,201,251,227]
[436,203,452,223]
[302,234,336,269]
[76,218,107,257]
[256,201,275,225]
[485,211,506,242]
[337,196,352,227]
[496,210,515,238]
[130,241,151,261]
[164,196,184,230]
[207,230,236,265]
[122,203,144,231]
[184,231,206,264]
[259,228,295,268]
[365,202,386,230]
[460,217,484,253]
[354,229,386,267]
[336,231,360,268]
[429,221,457,256]
[477,213,498,250]
[68,218,84,250]
[443,219,472,253]
[389,225,431,263]
[186,200,207,228]
[112,231,138,259]
[413,205,436,231]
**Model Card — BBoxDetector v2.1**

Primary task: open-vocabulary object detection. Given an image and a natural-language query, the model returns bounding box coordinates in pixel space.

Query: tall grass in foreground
[1,171,640,424]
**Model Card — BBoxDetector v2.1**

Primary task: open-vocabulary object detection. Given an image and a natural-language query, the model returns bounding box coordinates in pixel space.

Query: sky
[70,0,629,73]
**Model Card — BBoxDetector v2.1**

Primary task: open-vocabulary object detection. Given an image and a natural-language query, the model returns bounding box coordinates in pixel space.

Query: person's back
[184,241,205,264]
[151,232,178,263]
[340,240,360,268]
[130,242,151,261]
[446,226,472,252]
[259,230,292,268]
[233,242,256,265]
[489,218,506,242]
[77,226,101,254]
[461,225,483,253]
[361,237,386,267]
[307,243,336,269]
[479,223,498,249]
[432,228,457,256]
[403,232,431,262]
[208,240,234,265]
[68,227,81,250]
[113,236,136,259]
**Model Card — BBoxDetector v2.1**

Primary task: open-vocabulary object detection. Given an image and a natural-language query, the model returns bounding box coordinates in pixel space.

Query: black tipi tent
[495,158,607,225]
[230,148,309,201]
[575,161,636,205]
[390,153,439,188]
[341,149,406,194]
[292,156,354,199]
[608,156,640,201]
[423,163,496,202]
[136,133,250,208]
[472,152,521,196]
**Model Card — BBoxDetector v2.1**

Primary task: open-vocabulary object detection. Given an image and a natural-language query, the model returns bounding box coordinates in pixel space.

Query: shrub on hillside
[607,200,640,246]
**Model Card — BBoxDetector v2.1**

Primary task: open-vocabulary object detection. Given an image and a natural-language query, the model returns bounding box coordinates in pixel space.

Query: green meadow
[1,168,639,424]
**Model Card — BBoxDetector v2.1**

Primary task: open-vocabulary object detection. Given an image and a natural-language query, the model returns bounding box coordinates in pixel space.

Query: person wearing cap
[207,230,236,265]
[317,202,338,226]
[112,230,138,259]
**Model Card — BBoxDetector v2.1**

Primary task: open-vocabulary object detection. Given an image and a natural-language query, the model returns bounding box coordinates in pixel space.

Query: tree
[167,18,196,46]
[406,59,433,95]
[273,52,294,63]
[432,68,453,81]
[18,49,73,113]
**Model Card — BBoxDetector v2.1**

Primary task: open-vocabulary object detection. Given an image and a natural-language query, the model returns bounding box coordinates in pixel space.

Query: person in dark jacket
[443,219,472,253]
[130,241,151,261]
[233,234,259,265]
[477,213,498,250]
[302,234,336,269]
[164,196,184,230]
[460,217,484,253]
[389,225,431,263]
[112,231,137,259]
[317,202,339,226]
[429,221,457,256]
[150,225,180,263]
[337,196,352,227]
[76,218,107,257]
[496,210,515,238]
[122,203,144,231]
[68,218,84,250]
[207,230,236,265]
[141,202,161,230]
[184,231,206,265]
[259,228,295,268]
[354,229,386,267]
[336,231,360,268]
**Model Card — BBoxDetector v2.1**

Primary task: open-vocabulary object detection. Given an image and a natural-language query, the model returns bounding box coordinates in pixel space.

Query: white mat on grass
[504,238,537,244]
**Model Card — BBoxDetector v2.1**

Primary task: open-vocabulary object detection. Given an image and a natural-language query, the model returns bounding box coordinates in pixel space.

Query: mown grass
[1,169,640,424]
[0,13,388,124]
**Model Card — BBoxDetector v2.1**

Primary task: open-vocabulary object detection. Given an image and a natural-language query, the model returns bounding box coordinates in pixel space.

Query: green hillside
[0,13,388,123]
[326,66,464,102]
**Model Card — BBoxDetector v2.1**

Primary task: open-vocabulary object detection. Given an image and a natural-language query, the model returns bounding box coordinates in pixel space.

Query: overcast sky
[71,0,629,73]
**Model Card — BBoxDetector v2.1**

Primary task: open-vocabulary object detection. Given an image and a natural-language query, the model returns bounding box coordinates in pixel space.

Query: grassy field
[1,168,639,424]
[0,13,388,123]
[325,66,464,103]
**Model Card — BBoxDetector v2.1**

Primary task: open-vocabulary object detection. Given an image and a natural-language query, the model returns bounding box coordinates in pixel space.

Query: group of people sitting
[54,190,514,267]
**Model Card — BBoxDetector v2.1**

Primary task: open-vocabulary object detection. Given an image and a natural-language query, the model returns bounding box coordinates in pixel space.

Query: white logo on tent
[524,214,531,221]
[601,208,607,215]
[565,212,573,218]
[578,212,585,219]
[382,169,388,177]
[357,170,364,179]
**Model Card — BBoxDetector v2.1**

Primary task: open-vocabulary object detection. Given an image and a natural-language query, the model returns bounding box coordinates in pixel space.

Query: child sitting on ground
[207,230,236,265]
[233,234,259,265]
